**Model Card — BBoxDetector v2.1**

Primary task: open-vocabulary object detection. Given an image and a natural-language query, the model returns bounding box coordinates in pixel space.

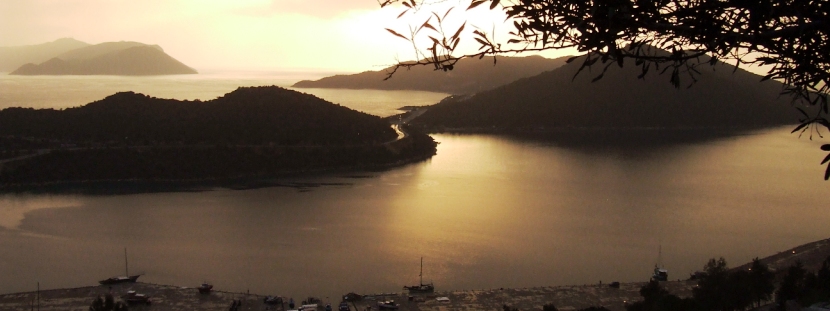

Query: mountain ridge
[8,40,196,75]
[412,51,799,133]
[0,38,90,72]
[293,55,571,94]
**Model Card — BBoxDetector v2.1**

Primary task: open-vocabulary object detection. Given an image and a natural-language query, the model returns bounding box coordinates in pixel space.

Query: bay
[0,73,828,302]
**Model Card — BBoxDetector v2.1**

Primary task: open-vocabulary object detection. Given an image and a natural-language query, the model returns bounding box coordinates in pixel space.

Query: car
[377,300,399,310]
[339,302,350,311]
[122,290,151,305]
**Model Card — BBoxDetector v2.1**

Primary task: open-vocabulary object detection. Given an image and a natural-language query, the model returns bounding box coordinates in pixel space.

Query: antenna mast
[125,248,129,276]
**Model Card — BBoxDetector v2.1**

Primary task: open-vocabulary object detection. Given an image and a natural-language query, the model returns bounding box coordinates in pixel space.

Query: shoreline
[3,237,830,311]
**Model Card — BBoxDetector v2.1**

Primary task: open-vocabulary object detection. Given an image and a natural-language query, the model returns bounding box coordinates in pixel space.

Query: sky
[0,0,573,73]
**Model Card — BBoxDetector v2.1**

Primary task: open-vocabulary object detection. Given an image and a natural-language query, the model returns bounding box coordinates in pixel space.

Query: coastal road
[383,108,429,144]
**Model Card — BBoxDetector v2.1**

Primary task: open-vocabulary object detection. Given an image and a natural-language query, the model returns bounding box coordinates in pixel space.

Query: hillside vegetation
[0,86,436,188]
[413,52,798,131]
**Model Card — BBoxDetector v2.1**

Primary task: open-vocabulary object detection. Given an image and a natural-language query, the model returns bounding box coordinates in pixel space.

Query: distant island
[0,86,435,190]
[5,39,197,75]
[411,50,799,137]
[293,55,570,94]
[0,38,90,72]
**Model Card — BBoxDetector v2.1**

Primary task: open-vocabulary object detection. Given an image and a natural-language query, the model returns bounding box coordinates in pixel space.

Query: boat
[99,248,142,285]
[198,282,213,294]
[99,275,141,285]
[651,246,668,281]
[403,257,434,293]
[652,266,668,281]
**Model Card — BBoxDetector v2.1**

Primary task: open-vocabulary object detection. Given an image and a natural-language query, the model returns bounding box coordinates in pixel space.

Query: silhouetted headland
[8,40,197,75]
[293,55,570,94]
[0,86,436,192]
[410,48,800,145]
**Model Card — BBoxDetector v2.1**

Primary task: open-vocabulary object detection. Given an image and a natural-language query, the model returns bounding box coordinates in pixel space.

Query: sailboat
[403,257,434,293]
[651,246,668,281]
[99,248,142,285]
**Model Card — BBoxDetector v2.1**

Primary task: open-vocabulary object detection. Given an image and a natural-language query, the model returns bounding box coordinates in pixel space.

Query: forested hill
[0,86,440,189]
[0,86,395,145]
[10,41,197,75]
[412,52,799,131]
[292,55,570,94]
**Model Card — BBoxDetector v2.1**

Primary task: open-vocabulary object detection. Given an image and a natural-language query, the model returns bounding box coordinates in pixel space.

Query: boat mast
[419,257,423,286]
[125,248,129,276]
[656,245,662,268]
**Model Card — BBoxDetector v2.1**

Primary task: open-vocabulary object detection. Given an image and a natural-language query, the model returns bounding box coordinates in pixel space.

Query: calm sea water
[1,73,829,301]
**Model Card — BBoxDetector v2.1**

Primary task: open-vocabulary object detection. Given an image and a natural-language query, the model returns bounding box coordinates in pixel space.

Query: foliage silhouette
[379,0,830,179]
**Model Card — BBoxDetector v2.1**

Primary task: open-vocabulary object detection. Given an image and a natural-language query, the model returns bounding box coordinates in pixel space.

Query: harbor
[4,237,830,311]
[0,280,696,311]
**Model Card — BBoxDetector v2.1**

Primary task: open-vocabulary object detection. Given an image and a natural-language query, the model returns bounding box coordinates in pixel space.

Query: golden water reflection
[1,129,829,299]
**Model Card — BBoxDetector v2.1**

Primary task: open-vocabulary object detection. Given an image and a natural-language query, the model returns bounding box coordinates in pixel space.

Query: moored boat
[100,248,141,285]
[198,282,213,294]
[403,257,434,293]
[99,275,141,285]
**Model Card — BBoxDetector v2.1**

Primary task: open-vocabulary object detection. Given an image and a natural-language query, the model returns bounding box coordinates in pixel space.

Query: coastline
[3,237,829,311]
[0,129,437,195]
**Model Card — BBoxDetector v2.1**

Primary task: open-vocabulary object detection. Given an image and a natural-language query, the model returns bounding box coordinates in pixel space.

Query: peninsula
[0,86,436,190]
[411,49,798,136]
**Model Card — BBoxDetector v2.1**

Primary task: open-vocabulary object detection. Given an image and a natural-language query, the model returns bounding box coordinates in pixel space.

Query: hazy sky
[0,0,569,72]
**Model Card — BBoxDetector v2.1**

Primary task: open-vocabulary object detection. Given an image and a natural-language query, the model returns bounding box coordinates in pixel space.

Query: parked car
[122,290,151,305]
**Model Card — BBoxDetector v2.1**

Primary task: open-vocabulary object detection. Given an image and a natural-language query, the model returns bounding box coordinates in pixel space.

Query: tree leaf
[468,0,486,10]
[422,21,437,32]
[385,28,410,41]
[791,122,809,133]
[442,7,454,21]
[452,22,467,40]
[490,0,501,10]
